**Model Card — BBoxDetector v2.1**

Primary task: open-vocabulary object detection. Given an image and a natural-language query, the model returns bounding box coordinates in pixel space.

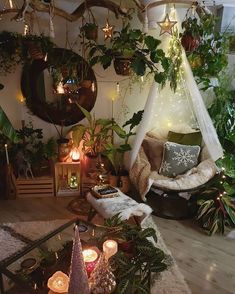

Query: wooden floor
[0,197,234,294]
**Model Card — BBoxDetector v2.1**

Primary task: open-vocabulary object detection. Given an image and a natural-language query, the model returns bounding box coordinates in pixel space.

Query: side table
[86,189,152,225]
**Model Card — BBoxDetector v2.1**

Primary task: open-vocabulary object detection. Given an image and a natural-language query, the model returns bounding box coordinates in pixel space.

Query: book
[91,185,119,199]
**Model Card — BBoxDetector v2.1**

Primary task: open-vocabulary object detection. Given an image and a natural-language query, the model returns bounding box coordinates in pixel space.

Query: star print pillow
[159,142,200,177]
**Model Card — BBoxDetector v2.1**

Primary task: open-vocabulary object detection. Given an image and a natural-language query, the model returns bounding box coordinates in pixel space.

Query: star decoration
[157,13,177,36]
[102,19,114,40]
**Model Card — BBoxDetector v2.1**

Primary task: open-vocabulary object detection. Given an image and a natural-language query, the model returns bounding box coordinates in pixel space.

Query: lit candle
[70,147,80,162]
[82,247,99,276]
[47,271,69,293]
[4,144,9,165]
[103,240,118,260]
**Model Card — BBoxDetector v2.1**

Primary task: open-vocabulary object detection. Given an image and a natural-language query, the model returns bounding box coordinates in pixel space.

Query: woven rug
[0,218,191,294]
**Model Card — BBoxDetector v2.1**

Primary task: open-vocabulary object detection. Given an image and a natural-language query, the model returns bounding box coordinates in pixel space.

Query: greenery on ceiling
[0,31,55,75]
[182,14,229,90]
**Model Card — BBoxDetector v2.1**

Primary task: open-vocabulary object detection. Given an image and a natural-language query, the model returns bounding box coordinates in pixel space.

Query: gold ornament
[157,13,177,36]
[102,19,114,40]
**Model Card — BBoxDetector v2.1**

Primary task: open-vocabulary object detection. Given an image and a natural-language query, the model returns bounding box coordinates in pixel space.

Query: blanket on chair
[130,147,217,201]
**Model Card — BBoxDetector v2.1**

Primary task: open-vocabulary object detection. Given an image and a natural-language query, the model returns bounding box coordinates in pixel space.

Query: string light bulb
[91,82,95,92]
[116,82,120,94]
[23,24,29,36]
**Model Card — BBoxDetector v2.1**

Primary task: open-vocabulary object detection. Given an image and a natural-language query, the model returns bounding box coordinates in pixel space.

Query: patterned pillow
[159,142,200,177]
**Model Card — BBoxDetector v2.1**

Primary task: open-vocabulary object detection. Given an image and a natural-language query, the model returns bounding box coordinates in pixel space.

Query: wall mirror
[21,48,97,126]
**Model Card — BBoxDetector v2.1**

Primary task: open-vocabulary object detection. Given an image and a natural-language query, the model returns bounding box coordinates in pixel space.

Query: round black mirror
[21,48,97,126]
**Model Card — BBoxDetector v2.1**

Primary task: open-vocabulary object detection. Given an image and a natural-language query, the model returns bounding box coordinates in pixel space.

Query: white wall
[0,1,234,141]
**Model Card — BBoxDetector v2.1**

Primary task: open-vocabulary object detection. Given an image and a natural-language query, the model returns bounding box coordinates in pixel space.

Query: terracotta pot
[109,173,120,187]
[119,175,131,194]
[24,40,44,60]
[57,138,70,162]
[114,57,132,76]
[181,33,200,52]
[84,27,98,41]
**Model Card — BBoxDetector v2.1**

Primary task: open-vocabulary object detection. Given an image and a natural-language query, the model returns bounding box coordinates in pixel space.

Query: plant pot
[24,40,44,60]
[114,57,132,76]
[57,138,70,162]
[83,153,99,177]
[84,26,98,41]
[119,175,131,194]
[181,33,200,52]
[109,173,120,187]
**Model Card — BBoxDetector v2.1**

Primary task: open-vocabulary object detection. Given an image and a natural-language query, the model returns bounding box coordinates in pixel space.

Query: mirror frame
[21,48,97,126]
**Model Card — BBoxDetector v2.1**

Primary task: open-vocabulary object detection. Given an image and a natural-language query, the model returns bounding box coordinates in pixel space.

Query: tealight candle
[47,271,69,293]
[82,247,99,276]
[103,240,118,260]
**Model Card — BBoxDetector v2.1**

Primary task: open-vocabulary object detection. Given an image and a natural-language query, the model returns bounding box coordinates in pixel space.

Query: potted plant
[70,103,126,176]
[103,110,143,192]
[181,17,202,52]
[81,22,98,41]
[88,24,170,85]
[99,214,167,293]
[185,14,228,89]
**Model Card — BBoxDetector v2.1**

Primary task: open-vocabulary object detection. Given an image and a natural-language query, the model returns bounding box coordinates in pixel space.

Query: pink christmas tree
[68,226,90,294]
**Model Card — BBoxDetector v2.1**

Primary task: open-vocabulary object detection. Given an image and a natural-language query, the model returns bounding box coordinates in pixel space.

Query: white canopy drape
[128,10,223,169]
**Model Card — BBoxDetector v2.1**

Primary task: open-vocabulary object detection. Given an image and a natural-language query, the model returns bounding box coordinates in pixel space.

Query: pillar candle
[103,240,118,260]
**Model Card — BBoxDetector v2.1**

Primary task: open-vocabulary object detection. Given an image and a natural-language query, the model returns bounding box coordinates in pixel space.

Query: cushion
[142,137,164,171]
[167,131,202,146]
[159,142,201,177]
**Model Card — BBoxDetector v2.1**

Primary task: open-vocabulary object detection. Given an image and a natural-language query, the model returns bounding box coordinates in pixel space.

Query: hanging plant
[87,24,170,86]
[183,14,229,89]
[0,31,55,75]
[81,22,98,41]
[181,17,202,52]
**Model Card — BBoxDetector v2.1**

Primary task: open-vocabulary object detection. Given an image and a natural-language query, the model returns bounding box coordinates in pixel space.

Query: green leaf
[116,279,130,294]
[96,118,113,126]
[100,55,112,69]
[110,124,127,138]
[196,200,214,220]
[89,56,100,67]
[0,106,19,143]
[144,36,161,51]
[150,51,160,63]
[74,102,92,125]
[123,110,144,131]
[133,283,149,294]
[138,227,156,239]
[154,72,165,84]
[131,58,146,76]
[150,263,167,273]
[221,196,235,225]
[70,124,86,147]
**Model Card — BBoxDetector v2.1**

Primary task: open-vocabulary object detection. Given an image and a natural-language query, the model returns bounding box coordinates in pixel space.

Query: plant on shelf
[98,214,167,293]
[87,24,170,85]
[14,122,57,176]
[103,110,143,175]
[70,102,126,174]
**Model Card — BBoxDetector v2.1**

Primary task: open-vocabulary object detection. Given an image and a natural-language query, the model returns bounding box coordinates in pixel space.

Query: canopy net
[128,8,223,169]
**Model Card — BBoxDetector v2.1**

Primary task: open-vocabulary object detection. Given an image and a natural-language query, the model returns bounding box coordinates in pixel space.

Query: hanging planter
[180,17,202,52]
[181,33,200,52]
[113,57,132,76]
[81,23,98,41]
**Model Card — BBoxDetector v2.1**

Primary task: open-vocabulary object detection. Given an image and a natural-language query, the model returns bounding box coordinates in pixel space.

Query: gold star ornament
[102,19,114,40]
[157,13,177,36]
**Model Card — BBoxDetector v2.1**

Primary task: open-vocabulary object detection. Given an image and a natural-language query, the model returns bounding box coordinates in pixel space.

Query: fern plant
[99,214,167,294]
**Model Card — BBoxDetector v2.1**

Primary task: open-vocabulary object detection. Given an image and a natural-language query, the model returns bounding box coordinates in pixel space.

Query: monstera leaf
[0,106,18,143]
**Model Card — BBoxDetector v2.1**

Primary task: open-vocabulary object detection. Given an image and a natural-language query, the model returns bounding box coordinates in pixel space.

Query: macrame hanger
[49,0,55,38]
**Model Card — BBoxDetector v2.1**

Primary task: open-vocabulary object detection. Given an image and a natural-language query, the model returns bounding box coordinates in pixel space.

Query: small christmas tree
[89,254,116,294]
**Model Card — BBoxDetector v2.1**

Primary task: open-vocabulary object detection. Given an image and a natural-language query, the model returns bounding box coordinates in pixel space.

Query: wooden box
[16,176,54,198]
[54,162,81,197]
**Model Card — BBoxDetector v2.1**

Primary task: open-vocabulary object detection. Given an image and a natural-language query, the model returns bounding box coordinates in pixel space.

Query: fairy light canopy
[128,0,224,169]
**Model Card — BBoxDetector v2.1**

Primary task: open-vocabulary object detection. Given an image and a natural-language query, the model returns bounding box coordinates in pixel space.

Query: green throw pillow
[159,142,201,177]
[167,131,202,146]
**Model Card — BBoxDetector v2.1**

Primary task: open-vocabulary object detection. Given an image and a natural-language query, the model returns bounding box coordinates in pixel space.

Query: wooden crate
[16,177,54,198]
[54,162,81,197]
